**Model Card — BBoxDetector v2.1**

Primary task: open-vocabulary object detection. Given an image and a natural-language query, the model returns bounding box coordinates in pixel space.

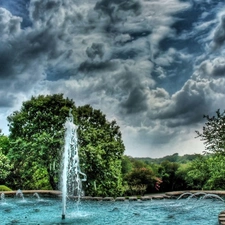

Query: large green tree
[7,94,75,189]
[7,94,125,196]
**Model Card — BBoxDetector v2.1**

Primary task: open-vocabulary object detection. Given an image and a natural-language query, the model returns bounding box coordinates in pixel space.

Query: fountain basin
[0,190,225,225]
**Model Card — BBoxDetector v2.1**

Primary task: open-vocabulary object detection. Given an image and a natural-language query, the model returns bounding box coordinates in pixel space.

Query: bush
[0,185,12,191]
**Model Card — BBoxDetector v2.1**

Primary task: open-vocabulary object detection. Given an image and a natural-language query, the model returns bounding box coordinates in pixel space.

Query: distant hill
[134,153,202,164]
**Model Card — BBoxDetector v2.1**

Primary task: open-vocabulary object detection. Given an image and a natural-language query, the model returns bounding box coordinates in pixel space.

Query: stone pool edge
[1,189,225,200]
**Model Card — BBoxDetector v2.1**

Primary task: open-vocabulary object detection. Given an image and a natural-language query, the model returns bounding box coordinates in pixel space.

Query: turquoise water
[0,197,224,224]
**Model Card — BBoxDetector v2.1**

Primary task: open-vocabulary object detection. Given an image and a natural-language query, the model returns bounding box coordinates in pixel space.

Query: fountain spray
[61,109,86,220]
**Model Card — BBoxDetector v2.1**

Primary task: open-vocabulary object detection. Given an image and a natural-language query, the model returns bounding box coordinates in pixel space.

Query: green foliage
[158,161,179,191]
[0,132,10,155]
[124,167,155,195]
[77,105,125,197]
[135,153,201,164]
[204,155,225,189]
[7,94,125,196]
[196,109,225,154]
[174,164,192,190]
[186,154,225,190]
[121,155,133,176]
[7,94,75,190]
[0,149,12,183]
[0,185,12,191]
[122,155,158,195]
[185,155,210,189]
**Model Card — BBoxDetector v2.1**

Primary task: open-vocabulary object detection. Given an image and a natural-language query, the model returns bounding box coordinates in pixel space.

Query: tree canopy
[7,94,125,196]
[7,94,75,189]
[76,105,125,196]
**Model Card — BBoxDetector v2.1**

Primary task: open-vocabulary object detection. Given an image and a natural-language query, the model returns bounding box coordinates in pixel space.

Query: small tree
[124,167,156,195]
[196,109,225,154]
[185,155,210,190]
[158,161,179,191]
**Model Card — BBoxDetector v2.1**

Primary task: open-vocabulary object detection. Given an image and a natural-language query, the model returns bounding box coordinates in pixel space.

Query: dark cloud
[211,62,225,77]
[0,47,15,79]
[78,60,117,73]
[86,43,105,60]
[120,87,148,114]
[94,0,141,22]
[0,92,17,107]
[212,14,225,49]
[197,58,225,78]
[149,80,208,127]
[29,0,61,23]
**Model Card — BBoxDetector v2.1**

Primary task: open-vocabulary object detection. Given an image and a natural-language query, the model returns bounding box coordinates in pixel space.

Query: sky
[1,0,225,158]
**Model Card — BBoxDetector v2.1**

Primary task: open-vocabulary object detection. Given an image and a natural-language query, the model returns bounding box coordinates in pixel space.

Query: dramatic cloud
[211,13,225,49]
[1,0,225,157]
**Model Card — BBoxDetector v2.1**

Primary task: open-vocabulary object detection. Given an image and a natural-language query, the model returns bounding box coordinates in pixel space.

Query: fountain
[16,189,24,200]
[61,109,87,219]
[0,193,5,201]
[177,192,224,201]
[177,192,193,200]
[203,193,224,201]
[33,192,40,199]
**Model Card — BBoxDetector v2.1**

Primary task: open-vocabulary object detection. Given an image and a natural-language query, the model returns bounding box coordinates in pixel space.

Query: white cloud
[0,7,22,40]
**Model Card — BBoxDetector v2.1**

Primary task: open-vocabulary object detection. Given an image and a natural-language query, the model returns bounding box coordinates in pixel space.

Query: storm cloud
[0,0,225,157]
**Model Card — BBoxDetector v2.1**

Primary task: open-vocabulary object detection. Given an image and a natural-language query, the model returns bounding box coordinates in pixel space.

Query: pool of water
[0,197,224,225]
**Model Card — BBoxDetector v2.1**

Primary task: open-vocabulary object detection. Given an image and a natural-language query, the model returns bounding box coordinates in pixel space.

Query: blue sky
[1,0,225,158]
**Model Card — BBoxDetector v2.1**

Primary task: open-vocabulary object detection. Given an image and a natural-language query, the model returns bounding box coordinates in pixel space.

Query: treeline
[134,153,200,164]
[122,153,225,195]
[1,94,225,196]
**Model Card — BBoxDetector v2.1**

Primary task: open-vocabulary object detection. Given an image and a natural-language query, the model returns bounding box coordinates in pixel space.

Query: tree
[7,94,76,189]
[77,105,125,197]
[196,109,225,154]
[186,154,225,190]
[158,161,179,191]
[121,155,133,176]
[7,94,125,196]
[122,157,159,195]
[204,154,225,190]
[124,167,156,195]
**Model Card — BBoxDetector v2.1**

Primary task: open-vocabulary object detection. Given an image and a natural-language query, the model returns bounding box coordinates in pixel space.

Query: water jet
[61,109,86,220]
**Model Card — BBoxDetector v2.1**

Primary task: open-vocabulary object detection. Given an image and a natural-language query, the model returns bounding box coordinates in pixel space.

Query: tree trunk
[48,168,57,190]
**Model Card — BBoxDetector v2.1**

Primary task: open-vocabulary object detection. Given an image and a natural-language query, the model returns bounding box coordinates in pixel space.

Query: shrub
[0,185,12,191]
